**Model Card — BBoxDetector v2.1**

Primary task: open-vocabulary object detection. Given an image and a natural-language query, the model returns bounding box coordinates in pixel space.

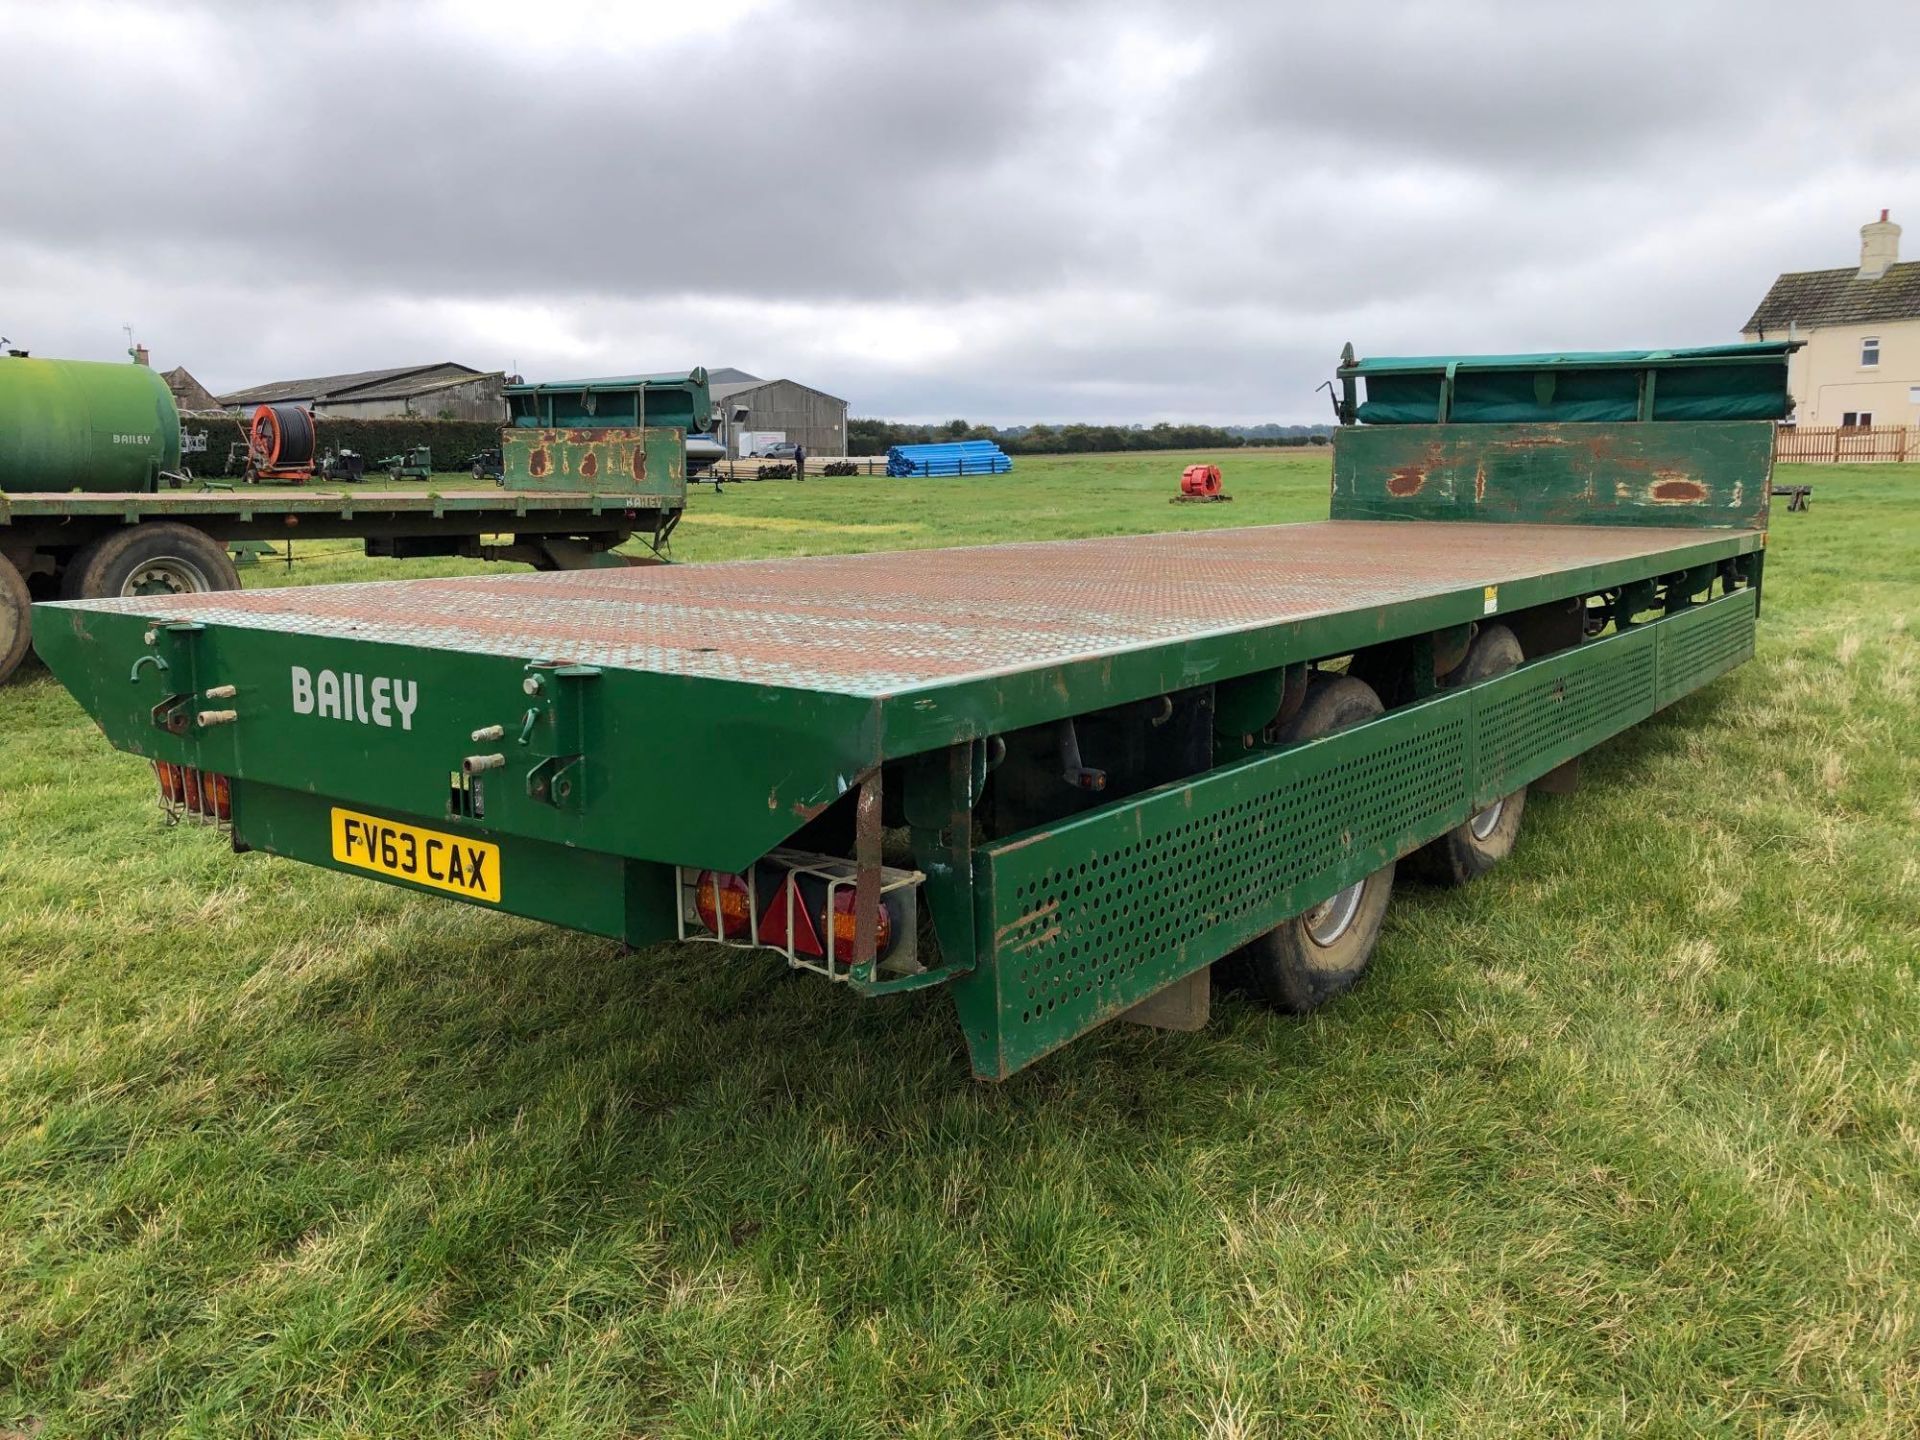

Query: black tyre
[0,553,32,684]
[1226,675,1396,1013]
[1413,623,1528,885]
[62,522,241,601]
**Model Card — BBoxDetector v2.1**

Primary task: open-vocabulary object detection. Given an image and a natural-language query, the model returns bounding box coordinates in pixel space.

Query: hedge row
[847,418,1334,456]
[180,415,506,476]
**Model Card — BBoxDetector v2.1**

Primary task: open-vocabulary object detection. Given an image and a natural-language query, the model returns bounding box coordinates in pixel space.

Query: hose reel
[247,403,316,482]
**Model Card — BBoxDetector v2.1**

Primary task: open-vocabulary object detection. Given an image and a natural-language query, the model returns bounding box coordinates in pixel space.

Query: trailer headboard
[1330,420,1775,529]
[1327,340,1792,530]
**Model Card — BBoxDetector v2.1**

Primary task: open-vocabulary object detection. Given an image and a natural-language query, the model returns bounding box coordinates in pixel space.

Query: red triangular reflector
[757,875,824,956]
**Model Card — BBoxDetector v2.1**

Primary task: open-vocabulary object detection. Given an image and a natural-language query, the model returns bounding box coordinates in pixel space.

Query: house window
[1840,411,1873,428]
[1861,336,1880,367]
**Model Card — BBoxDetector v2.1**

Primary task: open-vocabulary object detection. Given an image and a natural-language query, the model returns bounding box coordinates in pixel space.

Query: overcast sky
[3,1,1916,424]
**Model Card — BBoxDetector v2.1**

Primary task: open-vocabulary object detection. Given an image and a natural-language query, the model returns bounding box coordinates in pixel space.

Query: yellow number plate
[329,807,501,903]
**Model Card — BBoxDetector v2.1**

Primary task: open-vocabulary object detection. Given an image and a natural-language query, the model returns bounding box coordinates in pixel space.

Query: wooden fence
[1773,425,1918,463]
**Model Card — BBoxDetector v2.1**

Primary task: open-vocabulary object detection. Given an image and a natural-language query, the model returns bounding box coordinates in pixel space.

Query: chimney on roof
[1860,208,1900,280]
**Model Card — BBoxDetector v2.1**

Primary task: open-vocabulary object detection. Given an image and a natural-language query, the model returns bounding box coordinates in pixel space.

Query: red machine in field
[244,403,317,483]
[1174,463,1229,502]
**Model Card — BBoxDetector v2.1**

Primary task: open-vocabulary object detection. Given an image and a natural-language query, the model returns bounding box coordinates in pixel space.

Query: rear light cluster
[693,865,895,960]
[153,762,232,824]
[678,849,923,981]
[692,871,755,939]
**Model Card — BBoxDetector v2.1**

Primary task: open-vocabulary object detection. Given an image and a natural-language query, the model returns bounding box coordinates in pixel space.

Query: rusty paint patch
[1386,467,1426,497]
[579,451,599,480]
[997,898,1059,946]
[1013,926,1063,954]
[630,448,647,482]
[850,774,884,966]
[528,448,550,479]
[1649,477,1708,503]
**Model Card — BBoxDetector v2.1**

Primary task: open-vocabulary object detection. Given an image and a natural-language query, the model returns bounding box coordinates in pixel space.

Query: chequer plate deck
[61,519,1757,696]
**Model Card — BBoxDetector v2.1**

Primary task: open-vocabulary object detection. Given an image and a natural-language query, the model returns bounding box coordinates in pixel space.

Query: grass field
[2,452,1916,1437]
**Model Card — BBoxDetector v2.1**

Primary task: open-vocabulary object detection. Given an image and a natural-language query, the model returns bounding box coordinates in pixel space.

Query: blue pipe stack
[885,439,1013,477]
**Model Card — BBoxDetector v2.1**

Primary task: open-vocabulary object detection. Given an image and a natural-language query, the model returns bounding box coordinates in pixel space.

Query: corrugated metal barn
[710,371,849,455]
[217,363,506,421]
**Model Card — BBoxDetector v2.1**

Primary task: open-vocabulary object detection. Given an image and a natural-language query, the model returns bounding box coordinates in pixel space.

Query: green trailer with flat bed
[31,343,1790,1080]
[0,356,712,683]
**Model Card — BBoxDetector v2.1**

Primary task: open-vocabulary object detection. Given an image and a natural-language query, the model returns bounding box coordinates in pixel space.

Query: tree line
[847,418,1332,456]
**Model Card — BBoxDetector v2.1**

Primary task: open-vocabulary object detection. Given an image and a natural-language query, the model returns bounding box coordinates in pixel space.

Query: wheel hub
[1304,879,1365,947]
[123,557,211,597]
[1469,795,1506,841]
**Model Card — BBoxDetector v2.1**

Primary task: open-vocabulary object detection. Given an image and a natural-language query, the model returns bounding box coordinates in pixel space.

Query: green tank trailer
[31,343,1792,1078]
[0,353,182,493]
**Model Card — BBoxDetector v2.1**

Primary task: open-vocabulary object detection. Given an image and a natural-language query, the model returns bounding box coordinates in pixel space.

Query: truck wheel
[1226,675,1396,1013]
[1413,624,1528,885]
[0,553,32,684]
[63,523,241,600]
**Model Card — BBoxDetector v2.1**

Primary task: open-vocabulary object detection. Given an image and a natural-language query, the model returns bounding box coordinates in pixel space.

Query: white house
[1743,210,1920,428]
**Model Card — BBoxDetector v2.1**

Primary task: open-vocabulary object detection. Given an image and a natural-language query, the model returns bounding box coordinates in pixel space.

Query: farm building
[1743,210,1920,428]
[217,362,506,421]
[160,365,222,413]
[710,370,849,456]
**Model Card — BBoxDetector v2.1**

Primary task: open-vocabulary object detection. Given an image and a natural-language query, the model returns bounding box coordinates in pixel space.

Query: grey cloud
[3,0,1916,422]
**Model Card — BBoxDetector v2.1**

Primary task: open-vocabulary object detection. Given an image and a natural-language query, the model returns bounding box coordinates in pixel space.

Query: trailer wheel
[63,522,242,600]
[1413,624,1528,885]
[1226,675,1396,1013]
[0,553,32,684]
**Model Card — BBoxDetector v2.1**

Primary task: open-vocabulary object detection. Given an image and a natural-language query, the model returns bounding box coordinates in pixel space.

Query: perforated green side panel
[1657,590,1758,707]
[971,705,1472,1071]
[955,588,1758,1078]
[1472,625,1657,806]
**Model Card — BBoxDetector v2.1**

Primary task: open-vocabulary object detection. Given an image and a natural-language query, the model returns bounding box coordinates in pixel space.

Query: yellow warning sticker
[1483,585,1499,615]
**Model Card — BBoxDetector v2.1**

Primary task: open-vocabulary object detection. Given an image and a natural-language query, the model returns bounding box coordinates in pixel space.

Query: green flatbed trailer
[0,480,684,684]
[0,359,712,684]
[31,344,1791,1079]
[0,485,680,557]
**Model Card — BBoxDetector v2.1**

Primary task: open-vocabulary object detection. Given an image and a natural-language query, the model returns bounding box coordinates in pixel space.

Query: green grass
[219,450,1341,586]
[2,453,1916,1437]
